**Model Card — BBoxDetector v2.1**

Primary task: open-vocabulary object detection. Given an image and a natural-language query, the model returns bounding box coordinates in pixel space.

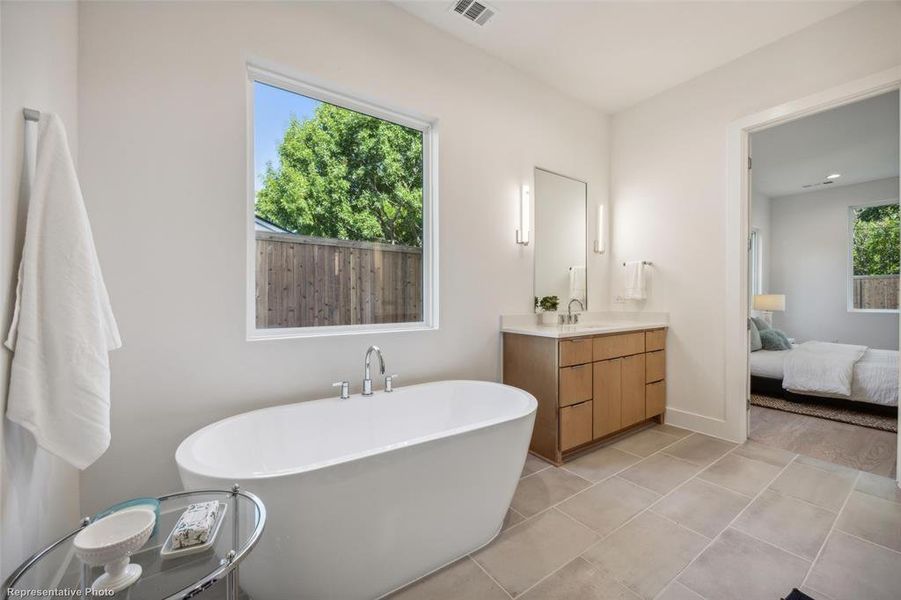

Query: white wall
[609,1,901,439]
[768,177,899,349]
[76,1,610,514]
[0,0,81,578]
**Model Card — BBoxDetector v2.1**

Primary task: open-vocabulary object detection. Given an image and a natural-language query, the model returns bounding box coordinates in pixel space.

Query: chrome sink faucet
[565,298,584,324]
[332,380,350,399]
[363,346,385,396]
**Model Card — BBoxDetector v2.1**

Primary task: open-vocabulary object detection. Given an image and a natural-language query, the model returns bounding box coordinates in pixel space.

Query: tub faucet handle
[385,374,398,393]
[332,381,350,399]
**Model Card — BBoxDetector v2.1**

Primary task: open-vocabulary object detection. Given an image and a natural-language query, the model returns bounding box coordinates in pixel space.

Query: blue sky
[253,81,321,192]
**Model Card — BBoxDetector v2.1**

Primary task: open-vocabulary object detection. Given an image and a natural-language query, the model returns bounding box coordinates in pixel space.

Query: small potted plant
[535,295,560,326]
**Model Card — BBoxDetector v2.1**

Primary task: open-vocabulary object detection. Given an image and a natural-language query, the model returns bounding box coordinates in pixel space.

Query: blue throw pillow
[751,316,771,332]
[749,319,762,352]
[774,329,792,347]
[760,328,792,351]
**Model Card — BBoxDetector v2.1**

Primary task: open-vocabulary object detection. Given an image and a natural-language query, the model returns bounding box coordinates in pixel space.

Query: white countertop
[500,311,669,339]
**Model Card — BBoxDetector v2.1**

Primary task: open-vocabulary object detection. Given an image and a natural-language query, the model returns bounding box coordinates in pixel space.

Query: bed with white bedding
[750,342,898,408]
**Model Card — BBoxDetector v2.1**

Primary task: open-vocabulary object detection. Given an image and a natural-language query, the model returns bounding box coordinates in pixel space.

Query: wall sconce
[516,184,530,245]
[594,204,605,253]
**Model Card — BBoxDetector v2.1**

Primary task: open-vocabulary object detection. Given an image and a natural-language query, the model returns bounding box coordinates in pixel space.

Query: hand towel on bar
[623,261,647,301]
[4,113,122,470]
[569,265,586,306]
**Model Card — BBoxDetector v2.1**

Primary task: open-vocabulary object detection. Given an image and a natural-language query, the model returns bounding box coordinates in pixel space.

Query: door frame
[724,66,901,483]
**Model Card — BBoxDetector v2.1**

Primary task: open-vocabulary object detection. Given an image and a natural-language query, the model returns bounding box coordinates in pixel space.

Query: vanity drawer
[559,364,592,407]
[593,332,645,361]
[560,400,593,451]
[559,338,593,367]
[646,350,666,383]
[646,329,667,352]
[646,381,666,418]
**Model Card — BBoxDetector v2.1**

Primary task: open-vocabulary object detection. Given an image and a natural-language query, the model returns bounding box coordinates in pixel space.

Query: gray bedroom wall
[769,177,900,349]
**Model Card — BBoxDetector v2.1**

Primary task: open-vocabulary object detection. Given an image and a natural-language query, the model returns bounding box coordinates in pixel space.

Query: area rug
[783,589,815,600]
[751,393,897,433]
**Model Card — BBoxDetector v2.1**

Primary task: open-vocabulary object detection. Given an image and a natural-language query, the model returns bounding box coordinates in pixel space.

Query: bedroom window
[247,66,438,339]
[749,228,762,301]
[849,202,899,312]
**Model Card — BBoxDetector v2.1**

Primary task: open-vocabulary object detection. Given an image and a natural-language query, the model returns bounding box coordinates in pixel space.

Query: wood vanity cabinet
[503,327,667,464]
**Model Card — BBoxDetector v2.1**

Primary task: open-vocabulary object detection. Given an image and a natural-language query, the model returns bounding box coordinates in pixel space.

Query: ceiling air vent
[451,0,496,26]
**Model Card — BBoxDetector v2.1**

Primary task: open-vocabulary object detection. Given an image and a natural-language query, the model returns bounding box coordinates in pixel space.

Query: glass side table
[3,486,265,600]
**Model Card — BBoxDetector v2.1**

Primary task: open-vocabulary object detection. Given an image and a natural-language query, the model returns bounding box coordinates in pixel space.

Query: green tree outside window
[256,103,423,247]
[852,204,900,276]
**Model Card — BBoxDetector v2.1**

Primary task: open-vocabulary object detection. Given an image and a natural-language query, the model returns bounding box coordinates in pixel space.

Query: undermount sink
[562,320,642,329]
[500,313,669,339]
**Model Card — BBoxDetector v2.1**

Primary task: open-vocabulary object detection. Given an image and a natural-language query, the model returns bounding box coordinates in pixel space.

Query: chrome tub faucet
[363,346,385,396]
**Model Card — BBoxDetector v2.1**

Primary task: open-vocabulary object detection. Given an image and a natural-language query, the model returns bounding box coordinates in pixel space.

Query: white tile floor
[389,424,901,600]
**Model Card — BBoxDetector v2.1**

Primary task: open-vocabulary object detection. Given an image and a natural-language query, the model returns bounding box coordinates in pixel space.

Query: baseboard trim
[664,407,744,444]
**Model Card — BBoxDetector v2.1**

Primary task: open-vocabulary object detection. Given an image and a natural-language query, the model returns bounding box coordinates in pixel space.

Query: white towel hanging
[623,261,647,301]
[5,112,122,470]
[569,265,586,305]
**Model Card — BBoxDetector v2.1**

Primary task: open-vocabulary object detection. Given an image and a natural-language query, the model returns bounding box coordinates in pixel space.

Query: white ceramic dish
[160,502,227,559]
[74,508,156,593]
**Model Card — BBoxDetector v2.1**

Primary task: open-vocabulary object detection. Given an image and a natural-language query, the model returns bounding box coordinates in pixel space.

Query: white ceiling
[751,90,900,198]
[395,1,857,113]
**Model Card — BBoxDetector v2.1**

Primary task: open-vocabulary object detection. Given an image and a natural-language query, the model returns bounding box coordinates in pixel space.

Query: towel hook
[23,108,40,122]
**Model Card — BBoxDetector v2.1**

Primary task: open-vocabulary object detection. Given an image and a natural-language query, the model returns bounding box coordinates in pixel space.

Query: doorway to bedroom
[747,90,900,478]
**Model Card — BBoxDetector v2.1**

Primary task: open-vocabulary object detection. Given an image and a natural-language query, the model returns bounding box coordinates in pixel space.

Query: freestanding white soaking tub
[175,380,536,600]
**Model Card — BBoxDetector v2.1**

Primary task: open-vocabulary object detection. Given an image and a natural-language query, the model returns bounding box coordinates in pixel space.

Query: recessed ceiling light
[826,173,841,179]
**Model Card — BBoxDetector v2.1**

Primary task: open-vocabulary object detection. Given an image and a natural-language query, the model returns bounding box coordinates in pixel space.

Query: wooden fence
[852,274,899,310]
[256,232,423,328]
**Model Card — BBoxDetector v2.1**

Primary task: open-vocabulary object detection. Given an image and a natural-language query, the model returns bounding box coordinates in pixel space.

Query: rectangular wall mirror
[534,168,588,311]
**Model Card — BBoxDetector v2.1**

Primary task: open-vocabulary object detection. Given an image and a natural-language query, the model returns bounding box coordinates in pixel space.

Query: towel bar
[622,261,653,266]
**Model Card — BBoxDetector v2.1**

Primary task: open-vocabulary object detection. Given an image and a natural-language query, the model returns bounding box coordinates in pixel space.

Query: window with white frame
[849,201,899,312]
[749,228,762,302]
[248,67,437,337]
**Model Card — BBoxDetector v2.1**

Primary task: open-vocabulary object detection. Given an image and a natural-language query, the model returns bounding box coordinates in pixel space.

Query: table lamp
[753,294,785,327]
